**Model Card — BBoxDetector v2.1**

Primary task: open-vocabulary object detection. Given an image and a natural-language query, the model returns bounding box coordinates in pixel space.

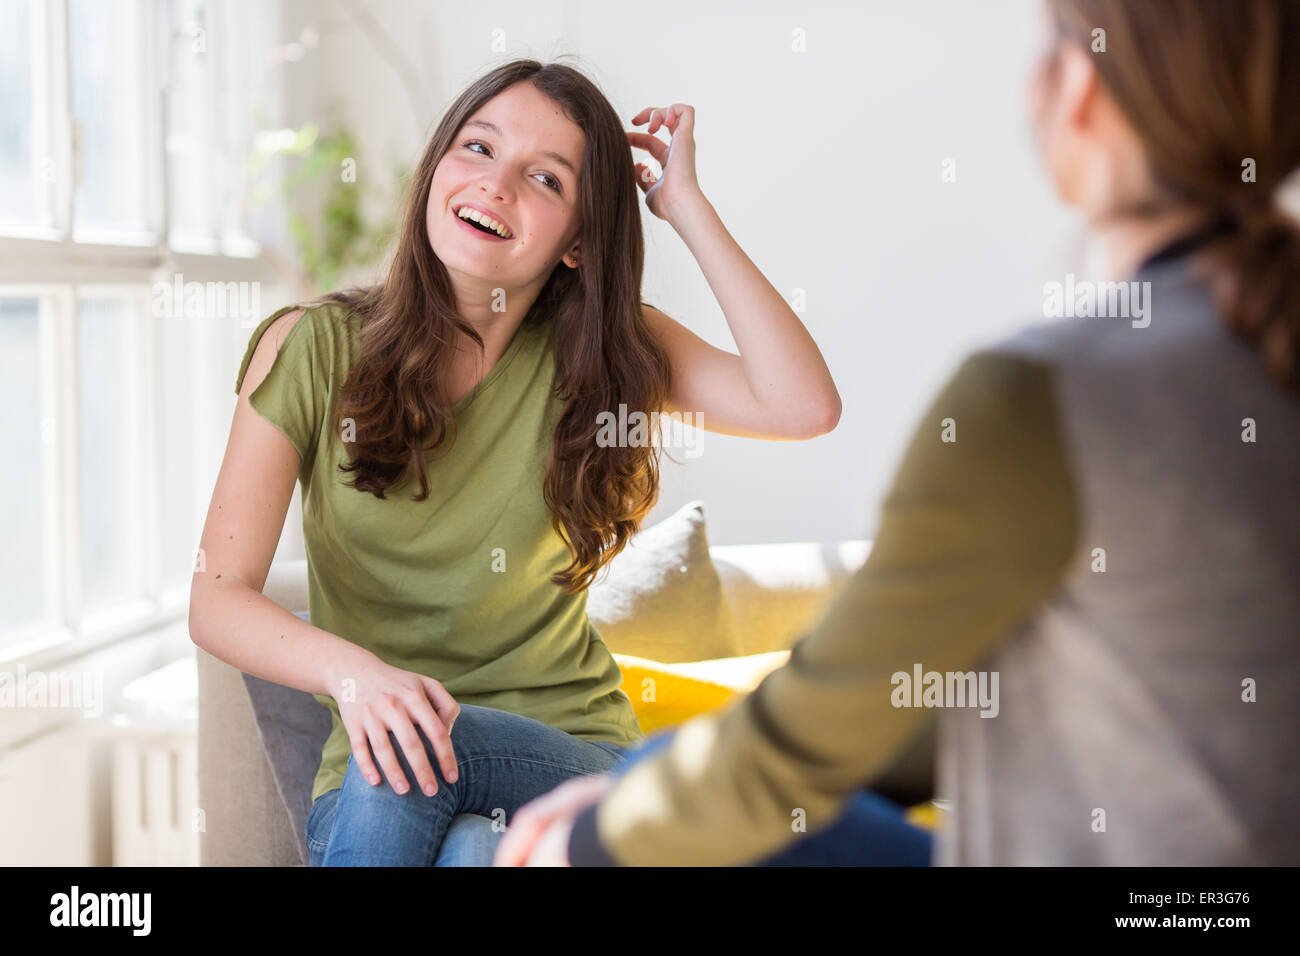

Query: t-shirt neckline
[451,319,533,416]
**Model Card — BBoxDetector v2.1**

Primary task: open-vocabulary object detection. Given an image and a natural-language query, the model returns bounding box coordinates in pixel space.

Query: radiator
[111,727,200,866]
[111,656,200,866]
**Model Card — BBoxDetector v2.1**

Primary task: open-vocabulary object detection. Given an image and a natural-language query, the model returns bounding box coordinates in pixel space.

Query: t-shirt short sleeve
[235,304,326,472]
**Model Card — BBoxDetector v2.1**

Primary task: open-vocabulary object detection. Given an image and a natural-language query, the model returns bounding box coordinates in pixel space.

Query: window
[0,296,46,635]
[77,294,148,613]
[69,0,154,239]
[0,0,40,228]
[0,0,286,660]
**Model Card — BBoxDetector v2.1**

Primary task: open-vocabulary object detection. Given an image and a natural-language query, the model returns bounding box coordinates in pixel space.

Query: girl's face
[427,81,586,293]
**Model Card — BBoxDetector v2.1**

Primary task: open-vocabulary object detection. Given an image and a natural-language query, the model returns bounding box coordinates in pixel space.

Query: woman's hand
[493,772,617,866]
[627,103,705,223]
[331,652,461,797]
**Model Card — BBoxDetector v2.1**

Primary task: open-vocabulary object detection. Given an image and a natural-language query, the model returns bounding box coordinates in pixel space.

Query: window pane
[69,0,149,232]
[156,305,197,590]
[167,0,219,242]
[0,298,47,638]
[0,0,36,226]
[78,297,141,611]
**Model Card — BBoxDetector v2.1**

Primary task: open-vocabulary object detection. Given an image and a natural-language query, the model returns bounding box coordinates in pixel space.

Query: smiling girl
[188,58,841,866]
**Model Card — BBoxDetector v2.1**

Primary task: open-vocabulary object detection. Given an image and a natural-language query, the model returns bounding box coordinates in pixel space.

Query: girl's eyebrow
[463,120,578,177]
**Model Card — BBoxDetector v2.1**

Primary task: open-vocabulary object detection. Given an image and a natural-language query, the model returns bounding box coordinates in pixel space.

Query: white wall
[288,0,1083,546]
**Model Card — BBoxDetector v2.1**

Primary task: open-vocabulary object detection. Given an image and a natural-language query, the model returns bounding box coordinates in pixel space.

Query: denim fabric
[307,790,509,866]
[306,701,628,866]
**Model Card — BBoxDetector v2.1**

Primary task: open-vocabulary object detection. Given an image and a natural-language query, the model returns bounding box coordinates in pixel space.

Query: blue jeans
[605,728,934,866]
[305,701,629,866]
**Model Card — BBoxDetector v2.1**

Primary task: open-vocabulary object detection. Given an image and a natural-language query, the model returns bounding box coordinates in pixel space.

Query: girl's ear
[562,242,582,269]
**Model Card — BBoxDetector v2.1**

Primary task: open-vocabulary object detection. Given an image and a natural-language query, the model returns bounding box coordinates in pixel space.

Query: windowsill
[0,232,278,284]
[167,234,224,256]
[70,227,160,247]
[0,229,265,260]
[219,233,262,258]
[167,233,264,260]
[0,222,63,242]
[0,588,191,672]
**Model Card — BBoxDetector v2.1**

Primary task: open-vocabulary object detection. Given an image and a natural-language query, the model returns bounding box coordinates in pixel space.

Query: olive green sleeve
[582,351,1081,866]
[235,304,325,474]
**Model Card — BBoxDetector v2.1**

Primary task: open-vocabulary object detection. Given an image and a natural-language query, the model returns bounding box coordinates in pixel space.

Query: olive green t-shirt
[235,301,645,804]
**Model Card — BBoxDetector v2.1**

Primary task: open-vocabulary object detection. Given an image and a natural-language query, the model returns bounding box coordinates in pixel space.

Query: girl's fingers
[633,107,668,135]
[363,713,409,793]
[634,163,659,193]
[404,699,456,786]
[344,722,382,786]
[666,103,694,137]
[626,130,669,166]
[420,675,460,731]
[386,708,442,796]
[417,678,461,779]
[632,104,694,136]
[630,106,664,133]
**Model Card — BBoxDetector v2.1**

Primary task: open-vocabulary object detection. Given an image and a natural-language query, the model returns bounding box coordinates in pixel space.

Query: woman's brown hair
[307,58,672,592]
[1046,0,1300,388]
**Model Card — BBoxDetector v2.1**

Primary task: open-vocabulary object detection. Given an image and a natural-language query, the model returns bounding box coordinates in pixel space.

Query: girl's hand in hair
[627,103,704,223]
[331,652,461,797]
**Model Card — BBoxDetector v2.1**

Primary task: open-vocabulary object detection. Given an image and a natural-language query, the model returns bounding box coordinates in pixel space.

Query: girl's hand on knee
[333,655,461,797]
[627,103,704,223]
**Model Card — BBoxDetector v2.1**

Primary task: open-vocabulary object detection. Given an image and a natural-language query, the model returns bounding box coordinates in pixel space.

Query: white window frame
[1,0,281,670]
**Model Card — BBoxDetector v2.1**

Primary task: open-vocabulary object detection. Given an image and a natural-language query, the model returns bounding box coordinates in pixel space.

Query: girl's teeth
[458,208,510,238]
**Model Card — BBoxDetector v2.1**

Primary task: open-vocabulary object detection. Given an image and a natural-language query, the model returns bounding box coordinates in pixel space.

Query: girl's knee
[345,750,460,805]
[436,813,505,867]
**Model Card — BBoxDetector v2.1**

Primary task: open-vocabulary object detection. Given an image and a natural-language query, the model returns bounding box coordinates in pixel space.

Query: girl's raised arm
[629,104,842,440]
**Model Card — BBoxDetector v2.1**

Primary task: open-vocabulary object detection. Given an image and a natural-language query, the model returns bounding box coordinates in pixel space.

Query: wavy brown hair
[1046,0,1300,388]
[306,59,672,592]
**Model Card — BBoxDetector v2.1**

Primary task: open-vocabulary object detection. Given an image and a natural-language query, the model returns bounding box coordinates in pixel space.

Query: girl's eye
[463,141,562,193]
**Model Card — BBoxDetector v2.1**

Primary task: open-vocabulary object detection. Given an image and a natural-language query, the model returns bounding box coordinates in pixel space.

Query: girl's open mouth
[453,208,513,242]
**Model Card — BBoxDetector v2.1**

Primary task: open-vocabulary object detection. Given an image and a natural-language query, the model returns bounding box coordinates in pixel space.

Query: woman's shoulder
[235,298,361,395]
[986,263,1225,370]
[294,296,367,339]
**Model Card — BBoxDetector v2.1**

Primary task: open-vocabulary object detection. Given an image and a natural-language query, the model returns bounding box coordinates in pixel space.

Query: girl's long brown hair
[1047,0,1300,388]
[308,59,672,592]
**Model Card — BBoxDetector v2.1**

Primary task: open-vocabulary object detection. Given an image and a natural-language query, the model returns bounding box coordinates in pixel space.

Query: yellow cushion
[613,650,948,833]
[903,801,947,832]
[613,650,790,733]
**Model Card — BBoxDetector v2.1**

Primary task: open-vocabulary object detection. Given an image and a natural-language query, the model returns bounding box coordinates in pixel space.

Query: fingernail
[424,783,436,796]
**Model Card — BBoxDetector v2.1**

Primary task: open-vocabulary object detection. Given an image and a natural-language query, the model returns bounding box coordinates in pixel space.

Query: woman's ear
[562,242,582,269]
[1059,42,1155,218]
[1035,40,1110,212]
[1057,41,1100,135]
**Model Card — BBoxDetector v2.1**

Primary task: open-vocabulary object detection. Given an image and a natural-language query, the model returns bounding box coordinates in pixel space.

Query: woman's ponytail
[1202,194,1300,389]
